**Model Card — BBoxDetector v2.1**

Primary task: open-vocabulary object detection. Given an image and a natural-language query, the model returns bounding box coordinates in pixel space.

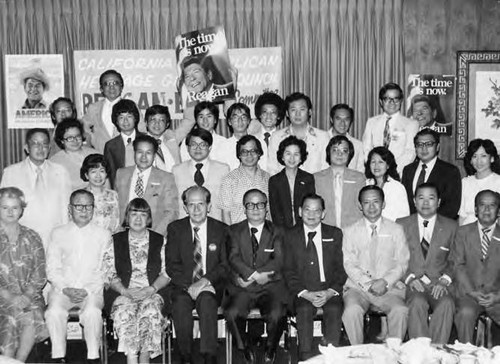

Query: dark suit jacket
[268,168,315,228]
[165,217,228,298]
[104,131,146,188]
[284,223,346,298]
[397,214,457,285]
[227,220,287,298]
[451,222,500,298]
[401,158,462,219]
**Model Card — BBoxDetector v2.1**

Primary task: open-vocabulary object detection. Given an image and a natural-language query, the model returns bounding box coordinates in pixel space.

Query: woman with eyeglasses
[50,117,97,190]
[80,154,120,233]
[365,146,409,221]
[268,135,315,228]
[0,187,48,362]
[103,198,170,364]
[459,139,500,225]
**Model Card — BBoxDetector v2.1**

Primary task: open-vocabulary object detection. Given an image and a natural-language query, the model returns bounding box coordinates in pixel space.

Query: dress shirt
[332,168,345,227]
[101,97,121,137]
[27,158,46,187]
[412,156,438,192]
[149,134,176,172]
[180,131,232,167]
[46,221,111,295]
[188,157,209,178]
[304,225,325,282]
[364,218,382,241]
[120,130,137,146]
[477,221,495,243]
[417,214,436,243]
[191,220,208,273]
[128,166,153,201]
[248,222,265,279]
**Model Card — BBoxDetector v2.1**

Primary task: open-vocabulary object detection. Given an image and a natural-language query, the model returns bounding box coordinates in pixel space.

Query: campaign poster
[5,54,64,129]
[406,74,455,135]
[175,25,235,108]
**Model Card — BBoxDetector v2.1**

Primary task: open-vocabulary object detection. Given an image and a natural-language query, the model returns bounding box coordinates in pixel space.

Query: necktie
[156,139,165,162]
[35,167,45,192]
[416,164,427,190]
[421,220,430,259]
[264,132,270,147]
[306,231,321,282]
[481,228,491,260]
[383,116,391,148]
[135,173,145,198]
[127,137,132,145]
[333,173,343,227]
[125,137,134,166]
[369,224,378,273]
[193,226,203,282]
[251,227,259,268]
[194,163,204,186]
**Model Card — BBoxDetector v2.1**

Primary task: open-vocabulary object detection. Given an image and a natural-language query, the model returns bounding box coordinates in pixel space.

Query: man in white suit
[362,82,419,174]
[172,128,229,221]
[342,185,410,345]
[0,128,71,248]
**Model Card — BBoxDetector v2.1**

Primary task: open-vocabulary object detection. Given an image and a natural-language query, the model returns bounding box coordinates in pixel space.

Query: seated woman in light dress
[459,138,500,225]
[365,146,409,221]
[0,187,48,362]
[80,154,120,233]
[103,198,170,364]
[50,117,97,190]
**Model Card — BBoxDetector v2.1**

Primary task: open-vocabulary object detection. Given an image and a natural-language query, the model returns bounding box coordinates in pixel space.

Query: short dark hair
[409,95,435,112]
[181,56,207,80]
[145,105,171,128]
[194,101,219,129]
[111,99,140,131]
[365,147,400,183]
[277,135,308,166]
[122,198,153,228]
[474,189,500,207]
[54,118,85,149]
[242,188,267,205]
[358,185,385,203]
[226,103,251,134]
[329,103,354,122]
[464,139,500,176]
[70,189,94,205]
[49,97,77,126]
[285,92,312,111]
[25,128,50,145]
[237,135,263,159]
[414,182,441,199]
[80,154,109,182]
[379,82,403,100]
[254,92,286,126]
[99,69,124,88]
[185,127,213,147]
[182,185,212,205]
[133,134,159,154]
[326,135,354,166]
[413,128,440,146]
[300,192,325,210]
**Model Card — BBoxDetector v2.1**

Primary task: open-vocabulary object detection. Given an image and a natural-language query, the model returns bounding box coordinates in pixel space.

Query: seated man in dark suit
[224,189,287,364]
[451,189,500,344]
[401,128,461,219]
[166,185,229,364]
[396,182,457,344]
[284,193,347,361]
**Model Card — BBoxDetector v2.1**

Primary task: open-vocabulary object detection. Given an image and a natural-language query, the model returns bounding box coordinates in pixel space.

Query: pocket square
[264,249,274,252]
[344,180,357,184]
[439,246,450,251]
[322,238,334,242]
[151,182,160,186]
[492,236,500,242]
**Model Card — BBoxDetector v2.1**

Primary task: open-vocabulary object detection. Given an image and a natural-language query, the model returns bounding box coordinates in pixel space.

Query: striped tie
[193,226,203,282]
[135,173,144,198]
[383,116,391,148]
[481,228,491,260]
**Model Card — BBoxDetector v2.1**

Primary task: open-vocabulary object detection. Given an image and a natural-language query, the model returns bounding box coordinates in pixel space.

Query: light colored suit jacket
[172,159,230,221]
[362,112,419,173]
[314,167,365,228]
[115,166,179,235]
[397,214,457,284]
[82,99,117,154]
[451,222,500,298]
[0,159,71,248]
[343,217,410,291]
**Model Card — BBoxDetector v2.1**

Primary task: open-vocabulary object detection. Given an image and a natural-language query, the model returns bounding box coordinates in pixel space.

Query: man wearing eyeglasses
[224,189,287,364]
[401,128,461,219]
[45,189,112,363]
[173,128,230,221]
[362,82,419,174]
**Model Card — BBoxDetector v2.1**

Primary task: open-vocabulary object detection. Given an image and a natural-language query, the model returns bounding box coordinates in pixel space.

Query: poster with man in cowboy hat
[4,54,64,129]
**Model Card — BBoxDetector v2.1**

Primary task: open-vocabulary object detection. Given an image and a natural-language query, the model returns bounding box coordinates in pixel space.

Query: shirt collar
[364,217,382,232]
[191,219,208,230]
[304,224,321,235]
[478,221,497,235]
[285,123,316,137]
[248,221,265,232]
[104,97,122,107]
[419,156,438,169]
[418,214,437,226]
[121,130,137,144]
[27,158,47,172]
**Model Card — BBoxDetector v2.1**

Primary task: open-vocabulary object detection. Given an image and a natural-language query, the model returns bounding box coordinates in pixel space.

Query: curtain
[0,0,404,175]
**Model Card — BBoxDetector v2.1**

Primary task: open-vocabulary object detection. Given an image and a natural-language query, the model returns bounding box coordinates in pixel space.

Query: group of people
[1,69,500,364]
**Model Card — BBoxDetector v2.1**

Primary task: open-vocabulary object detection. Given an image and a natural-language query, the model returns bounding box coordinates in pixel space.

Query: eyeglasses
[230,115,250,123]
[64,135,83,142]
[245,202,267,210]
[415,141,436,149]
[240,149,259,157]
[71,204,94,212]
[382,97,402,104]
[102,80,121,87]
[189,142,209,150]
